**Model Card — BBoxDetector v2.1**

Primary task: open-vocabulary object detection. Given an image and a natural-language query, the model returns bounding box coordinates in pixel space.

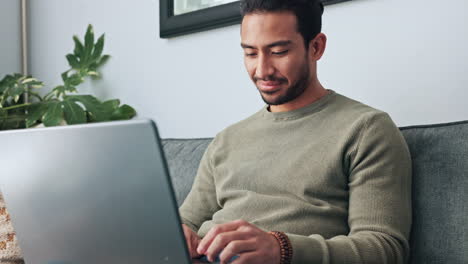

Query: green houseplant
[0,25,136,130]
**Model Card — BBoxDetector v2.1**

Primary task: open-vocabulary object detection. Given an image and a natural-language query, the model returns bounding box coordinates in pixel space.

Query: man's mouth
[257,81,283,93]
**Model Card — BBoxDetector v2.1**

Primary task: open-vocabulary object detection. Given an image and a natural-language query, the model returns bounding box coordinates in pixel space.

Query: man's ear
[308,33,327,61]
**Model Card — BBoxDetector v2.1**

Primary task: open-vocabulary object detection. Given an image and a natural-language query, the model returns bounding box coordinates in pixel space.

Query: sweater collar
[261,89,336,121]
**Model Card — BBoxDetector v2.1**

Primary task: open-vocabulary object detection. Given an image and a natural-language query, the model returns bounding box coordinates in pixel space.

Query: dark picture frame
[160,0,351,38]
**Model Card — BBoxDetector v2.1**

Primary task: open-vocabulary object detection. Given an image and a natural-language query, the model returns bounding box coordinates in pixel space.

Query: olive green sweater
[180,90,412,264]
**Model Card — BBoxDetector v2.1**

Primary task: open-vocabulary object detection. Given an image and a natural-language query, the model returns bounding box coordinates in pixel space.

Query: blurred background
[1,0,467,138]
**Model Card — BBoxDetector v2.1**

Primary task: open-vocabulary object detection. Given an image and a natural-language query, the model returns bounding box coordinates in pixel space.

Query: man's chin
[260,94,286,106]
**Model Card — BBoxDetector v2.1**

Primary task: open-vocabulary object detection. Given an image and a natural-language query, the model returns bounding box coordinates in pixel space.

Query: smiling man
[180,0,412,264]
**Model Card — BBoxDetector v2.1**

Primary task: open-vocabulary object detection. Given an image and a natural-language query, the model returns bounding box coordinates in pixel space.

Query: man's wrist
[268,231,293,264]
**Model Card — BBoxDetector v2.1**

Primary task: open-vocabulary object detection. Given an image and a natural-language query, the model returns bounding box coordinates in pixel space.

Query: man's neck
[269,82,329,113]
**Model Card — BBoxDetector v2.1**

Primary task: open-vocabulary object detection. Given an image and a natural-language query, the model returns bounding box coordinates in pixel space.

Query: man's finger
[185,234,196,257]
[219,239,257,264]
[190,236,201,258]
[229,251,258,264]
[197,219,249,254]
[182,224,201,258]
[204,231,252,262]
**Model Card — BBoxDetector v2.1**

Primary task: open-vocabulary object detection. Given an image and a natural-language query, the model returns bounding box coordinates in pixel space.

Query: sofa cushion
[162,138,213,206]
[400,121,468,264]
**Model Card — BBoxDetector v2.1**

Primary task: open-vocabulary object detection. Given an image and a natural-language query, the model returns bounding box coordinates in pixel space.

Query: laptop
[0,119,223,264]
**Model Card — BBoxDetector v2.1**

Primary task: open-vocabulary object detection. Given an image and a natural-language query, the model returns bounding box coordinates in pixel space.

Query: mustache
[253,76,288,83]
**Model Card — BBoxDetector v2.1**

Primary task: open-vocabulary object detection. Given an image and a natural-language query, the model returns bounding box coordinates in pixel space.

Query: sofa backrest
[162,138,212,206]
[400,121,468,264]
[162,120,468,264]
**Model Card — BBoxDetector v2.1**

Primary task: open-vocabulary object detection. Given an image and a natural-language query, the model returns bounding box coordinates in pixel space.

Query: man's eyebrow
[241,43,256,49]
[241,40,292,49]
[267,40,292,48]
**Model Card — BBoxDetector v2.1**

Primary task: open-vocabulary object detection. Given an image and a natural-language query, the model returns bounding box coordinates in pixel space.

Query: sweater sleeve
[287,112,412,264]
[179,138,222,233]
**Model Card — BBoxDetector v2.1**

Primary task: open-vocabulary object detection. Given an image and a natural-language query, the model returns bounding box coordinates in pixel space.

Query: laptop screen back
[0,120,191,264]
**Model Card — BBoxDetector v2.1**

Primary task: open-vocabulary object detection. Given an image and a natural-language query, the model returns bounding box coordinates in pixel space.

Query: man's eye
[245,53,257,57]
[272,50,288,55]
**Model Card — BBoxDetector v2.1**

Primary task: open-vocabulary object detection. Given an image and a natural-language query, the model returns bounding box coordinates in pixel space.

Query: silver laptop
[0,119,214,264]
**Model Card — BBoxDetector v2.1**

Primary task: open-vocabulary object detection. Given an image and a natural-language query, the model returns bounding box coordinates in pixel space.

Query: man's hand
[196,219,281,264]
[182,224,202,258]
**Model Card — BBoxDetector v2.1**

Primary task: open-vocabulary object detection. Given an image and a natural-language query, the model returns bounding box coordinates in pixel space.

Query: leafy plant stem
[0,24,136,130]
[2,103,30,111]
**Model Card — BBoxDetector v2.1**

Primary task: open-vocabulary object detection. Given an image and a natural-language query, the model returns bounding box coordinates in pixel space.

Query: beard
[255,61,310,106]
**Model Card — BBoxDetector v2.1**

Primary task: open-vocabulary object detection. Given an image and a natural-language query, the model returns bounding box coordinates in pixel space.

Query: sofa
[162,120,468,264]
[1,120,467,263]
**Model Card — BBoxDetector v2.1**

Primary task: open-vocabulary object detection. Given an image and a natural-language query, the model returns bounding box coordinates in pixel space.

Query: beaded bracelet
[268,231,293,264]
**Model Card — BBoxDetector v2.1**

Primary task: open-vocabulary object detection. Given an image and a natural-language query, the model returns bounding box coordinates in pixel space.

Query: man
[181,0,412,263]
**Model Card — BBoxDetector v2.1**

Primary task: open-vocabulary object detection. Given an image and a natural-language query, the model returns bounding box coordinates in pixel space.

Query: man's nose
[255,55,275,80]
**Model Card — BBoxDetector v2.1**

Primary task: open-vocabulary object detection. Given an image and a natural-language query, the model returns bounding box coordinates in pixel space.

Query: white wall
[28,0,468,138]
[322,0,468,127]
[0,0,21,77]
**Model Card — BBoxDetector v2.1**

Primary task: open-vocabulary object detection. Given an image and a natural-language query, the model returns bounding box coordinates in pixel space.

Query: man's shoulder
[329,92,397,128]
[330,93,401,140]
[332,92,386,119]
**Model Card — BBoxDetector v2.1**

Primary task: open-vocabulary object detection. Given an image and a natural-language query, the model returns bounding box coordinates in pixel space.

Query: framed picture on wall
[159,0,351,38]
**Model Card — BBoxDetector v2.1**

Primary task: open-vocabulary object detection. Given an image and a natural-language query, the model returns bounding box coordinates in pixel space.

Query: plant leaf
[62,100,86,124]
[53,85,66,96]
[21,78,42,87]
[27,82,43,88]
[0,80,6,94]
[110,104,136,120]
[0,108,7,119]
[103,99,120,110]
[25,103,48,127]
[91,34,105,62]
[66,54,80,69]
[67,73,84,87]
[73,35,84,57]
[87,71,100,79]
[65,95,108,122]
[0,109,6,129]
[96,55,110,68]
[65,86,78,93]
[84,24,95,65]
[101,99,119,117]
[42,101,64,127]
[61,71,70,82]
[10,83,25,103]
[0,74,44,106]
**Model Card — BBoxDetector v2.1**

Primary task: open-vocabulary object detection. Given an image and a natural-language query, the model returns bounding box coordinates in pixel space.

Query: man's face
[241,11,312,106]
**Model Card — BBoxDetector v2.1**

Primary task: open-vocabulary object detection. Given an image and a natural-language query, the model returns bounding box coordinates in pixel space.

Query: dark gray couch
[162,120,468,264]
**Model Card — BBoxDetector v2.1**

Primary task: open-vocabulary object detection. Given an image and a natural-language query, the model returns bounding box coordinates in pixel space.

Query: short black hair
[240,0,324,47]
